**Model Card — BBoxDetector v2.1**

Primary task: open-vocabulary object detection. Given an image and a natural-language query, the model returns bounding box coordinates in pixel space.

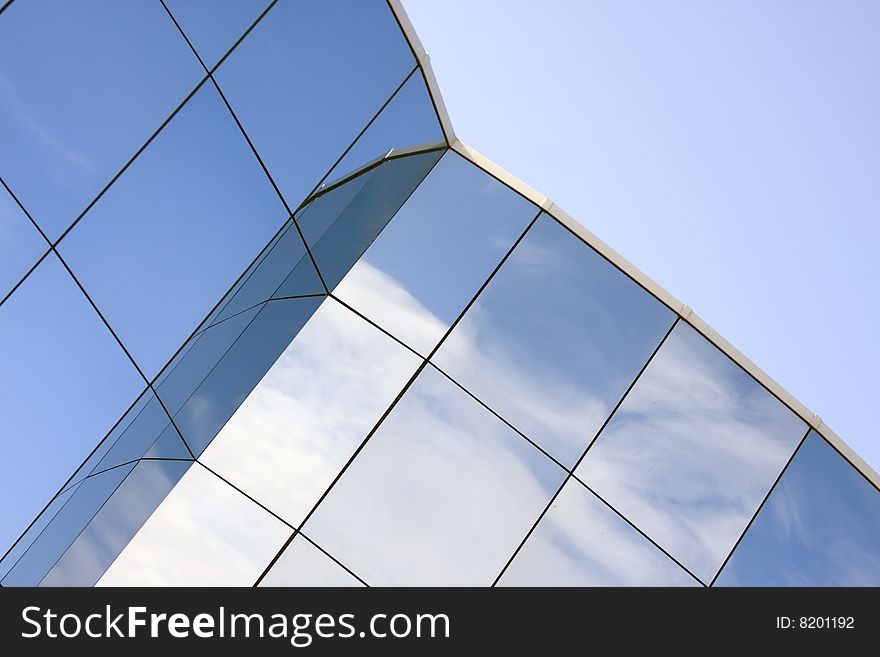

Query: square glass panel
[304,365,566,586]
[0,184,45,300]
[98,464,289,586]
[433,214,676,466]
[499,479,698,586]
[0,254,143,557]
[334,152,539,355]
[214,0,416,208]
[577,321,807,583]
[259,534,363,587]
[716,431,880,586]
[201,298,422,526]
[164,0,272,70]
[0,0,204,239]
[59,84,289,378]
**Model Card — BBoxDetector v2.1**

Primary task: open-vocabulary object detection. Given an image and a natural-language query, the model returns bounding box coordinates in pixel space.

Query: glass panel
[98,464,289,586]
[322,70,444,184]
[297,148,445,293]
[433,214,675,466]
[577,322,807,583]
[0,0,203,240]
[42,460,192,586]
[0,254,143,558]
[59,84,290,379]
[2,462,136,587]
[214,0,416,208]
[200,298,421,526]
[164,0,272,70]
[716,431,880,586]
[158,296,326,457]
[304,365,566,586]
[259,535,363,587]
[334,152,538,355]
[499,479,698,586]
[0,184,45,300]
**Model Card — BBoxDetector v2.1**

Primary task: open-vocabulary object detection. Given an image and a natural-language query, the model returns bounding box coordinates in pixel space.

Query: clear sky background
[403,0,880,473]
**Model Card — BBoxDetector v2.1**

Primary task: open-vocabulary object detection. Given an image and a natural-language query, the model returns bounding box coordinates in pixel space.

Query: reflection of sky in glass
[0,0,203,240]
[577,322,807,583]
[0,255,142,557]
[0,185,44,300]
[335,151,538,355]
[716,431,880,586]
[98,464,288,586]
[304,365,565,586]
[59,84,288,379]
[200,298,421,526]
[164,0,271,70]
[260,535,363,587]
[214,0,415,208]
[433,214,675,467]
[500,479,698,587]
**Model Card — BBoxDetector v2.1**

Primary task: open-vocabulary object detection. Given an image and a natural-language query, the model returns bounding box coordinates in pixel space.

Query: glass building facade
[1,0,878,587]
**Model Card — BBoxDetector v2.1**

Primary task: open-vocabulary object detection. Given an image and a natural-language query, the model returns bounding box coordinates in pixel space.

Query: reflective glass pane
[298,148,445,293]
[0,184,45,299]
[60,84,289,378]
[214,0,416,208]
[577,322,807,583]
[158,296,326,456]
[201,298,421,526]
[164,0,272,69]
[0,0,203,239]
[499,479,697,587]
[433,214,675,466]
[98,464,289,586]
[0,254,143,557]
[716,432,880,586]
[335,152,538,355]
[43,459,191,586]
[260,535,363,587]
[2,461,136,587]
[305,365,566,586]
[323,70,444,184]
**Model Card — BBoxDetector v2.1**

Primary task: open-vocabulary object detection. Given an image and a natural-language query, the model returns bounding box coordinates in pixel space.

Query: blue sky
[404,0,880,473]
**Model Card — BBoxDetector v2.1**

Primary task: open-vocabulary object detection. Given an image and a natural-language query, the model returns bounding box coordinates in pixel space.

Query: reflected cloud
[98,464,289,586]
[499,479,698,586]
[577,322,806,583]
[260,535,363,587]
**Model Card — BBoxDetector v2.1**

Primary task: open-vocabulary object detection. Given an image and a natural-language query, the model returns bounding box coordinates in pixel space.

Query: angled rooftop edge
[386,0,880,491]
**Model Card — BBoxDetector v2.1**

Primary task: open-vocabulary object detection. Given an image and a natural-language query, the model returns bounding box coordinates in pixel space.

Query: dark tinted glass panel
[334,152,538,355]
[433,214,675,465]
[260,535,363,587]
[298,149,444,292]
[214,0,416,208]
[323,70,444,184]
[42,459,191,586]
[499,479,697,586]
[164,0,272,69]
[305,365,565,585]
[0,0,203,239]
[200,298,421,526]
[0,255,142,557]
[716,432,880,586]
[158,297,326,456]
[0,184,45,299]
[98,464,289,586]
[1,462,136,586]
[577,322,807,583]
[59,84,289,378]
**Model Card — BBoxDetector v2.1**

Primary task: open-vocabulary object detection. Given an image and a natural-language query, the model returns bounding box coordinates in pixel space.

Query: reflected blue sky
[0,0,203,240]
[433,214,675,466]
[0,183,44,299]
[716,432,880,586]
[577,322,807,583]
